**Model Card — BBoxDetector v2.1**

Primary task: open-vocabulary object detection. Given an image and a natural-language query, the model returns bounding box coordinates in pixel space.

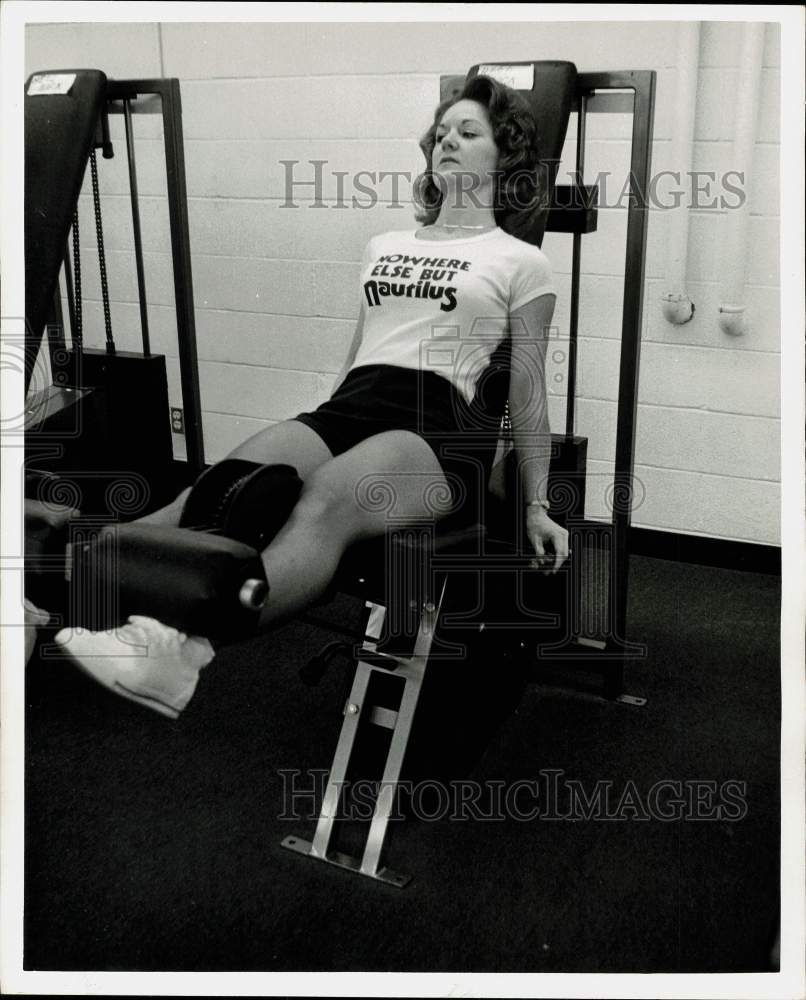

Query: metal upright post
[123,99,152,357]
[159,78,205,476]
[570,70,654,700]
[606,72,655,697]
[63,245,77,343]
[565,92,587,439]
[106,78,206,476]
[606,70,654,698]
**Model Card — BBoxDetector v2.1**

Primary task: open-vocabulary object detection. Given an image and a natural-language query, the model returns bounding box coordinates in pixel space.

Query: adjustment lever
[299,640,355,686]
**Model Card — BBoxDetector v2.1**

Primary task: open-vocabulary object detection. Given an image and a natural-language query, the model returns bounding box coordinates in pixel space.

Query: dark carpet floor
[23,554,780,973]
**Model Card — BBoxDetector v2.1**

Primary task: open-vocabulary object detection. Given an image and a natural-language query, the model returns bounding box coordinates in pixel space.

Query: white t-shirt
[350,226,556,406]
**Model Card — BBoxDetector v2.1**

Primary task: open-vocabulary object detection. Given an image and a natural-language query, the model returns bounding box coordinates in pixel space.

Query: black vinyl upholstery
[461,62,578,455]
[25,69,107,386]
[444,61,578,249]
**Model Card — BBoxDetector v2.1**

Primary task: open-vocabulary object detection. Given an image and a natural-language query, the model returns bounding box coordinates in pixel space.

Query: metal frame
[282,595,438,888]
[284,521,459,886]
[435,67,655,698]
[572,71,655,699]
[100,78,205,476]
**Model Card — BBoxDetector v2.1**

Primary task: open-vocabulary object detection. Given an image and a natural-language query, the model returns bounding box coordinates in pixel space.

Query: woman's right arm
[331,301,366,393]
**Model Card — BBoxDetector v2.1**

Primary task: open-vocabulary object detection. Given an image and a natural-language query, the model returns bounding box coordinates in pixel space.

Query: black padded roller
[179,459,304,551]
[24,497,80,613]
[69,524,268,640]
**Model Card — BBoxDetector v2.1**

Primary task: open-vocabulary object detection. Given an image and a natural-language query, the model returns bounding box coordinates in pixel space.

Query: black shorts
[293,364,501,520]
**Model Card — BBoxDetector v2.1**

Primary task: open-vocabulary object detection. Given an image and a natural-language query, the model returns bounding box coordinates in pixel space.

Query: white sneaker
[54,616,215,719]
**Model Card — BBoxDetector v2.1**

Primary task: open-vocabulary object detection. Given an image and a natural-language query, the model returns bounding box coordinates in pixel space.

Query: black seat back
[453,62,578,438]
[442,61,577,249]
[25,69,107,390]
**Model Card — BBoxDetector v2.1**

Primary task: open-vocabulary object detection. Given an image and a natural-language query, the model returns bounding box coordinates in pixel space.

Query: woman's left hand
[526,507,571,575]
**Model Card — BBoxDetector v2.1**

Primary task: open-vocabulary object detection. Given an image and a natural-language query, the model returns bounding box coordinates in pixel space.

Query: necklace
[435,223,493,231]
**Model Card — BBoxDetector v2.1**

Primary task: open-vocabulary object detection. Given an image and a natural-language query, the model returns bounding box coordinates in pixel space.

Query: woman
[53,75,570,719]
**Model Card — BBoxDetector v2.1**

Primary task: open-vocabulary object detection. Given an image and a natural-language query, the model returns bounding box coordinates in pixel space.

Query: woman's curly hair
[413,74,545,231]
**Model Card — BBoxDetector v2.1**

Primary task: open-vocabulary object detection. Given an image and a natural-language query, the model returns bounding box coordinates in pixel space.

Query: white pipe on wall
[661,21,700,326]
[718,22,766,337]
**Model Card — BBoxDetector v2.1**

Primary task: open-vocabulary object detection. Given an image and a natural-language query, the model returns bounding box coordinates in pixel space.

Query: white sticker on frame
[27,74,77,96]
[476,64,535,90]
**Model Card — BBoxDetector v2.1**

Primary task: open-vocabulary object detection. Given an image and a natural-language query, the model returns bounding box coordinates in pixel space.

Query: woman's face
[432,98,499,199]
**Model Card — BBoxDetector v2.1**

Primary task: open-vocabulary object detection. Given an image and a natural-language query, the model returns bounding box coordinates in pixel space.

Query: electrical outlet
[170,407,185,434]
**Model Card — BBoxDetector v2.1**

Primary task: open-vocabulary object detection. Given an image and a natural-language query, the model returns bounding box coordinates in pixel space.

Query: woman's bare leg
[136,486,193,526]
[55,428,452,718]
[257,429,453,628]
[136,419,333,526]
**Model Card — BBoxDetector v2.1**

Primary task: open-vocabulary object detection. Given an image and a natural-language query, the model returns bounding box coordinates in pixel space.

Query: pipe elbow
[661,291,695,325]
[718,304,747,337]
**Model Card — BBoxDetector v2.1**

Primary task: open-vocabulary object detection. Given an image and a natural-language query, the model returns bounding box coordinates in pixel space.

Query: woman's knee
[288,465,360,536]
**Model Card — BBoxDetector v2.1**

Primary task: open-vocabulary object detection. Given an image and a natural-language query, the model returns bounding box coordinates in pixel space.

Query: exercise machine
[22,61,655,889]
[24,70,205,518]
[282,61,655,885]
[21,72,267,642]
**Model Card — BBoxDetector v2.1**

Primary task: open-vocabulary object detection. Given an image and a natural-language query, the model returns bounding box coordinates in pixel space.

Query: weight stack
[517,432,587,646]
[481,432,588,651]
[53,347,175,518]
[546,433,588,526]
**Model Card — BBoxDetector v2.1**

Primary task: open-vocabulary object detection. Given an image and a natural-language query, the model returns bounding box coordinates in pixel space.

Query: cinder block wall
[25,20,781,544]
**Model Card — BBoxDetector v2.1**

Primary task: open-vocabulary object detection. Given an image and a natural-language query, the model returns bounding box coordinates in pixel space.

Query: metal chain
[502,399,514,445]
[89,148,114,351]
[71,209,82,347]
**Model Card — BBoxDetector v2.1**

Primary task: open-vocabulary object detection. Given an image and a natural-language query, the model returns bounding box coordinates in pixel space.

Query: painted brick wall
[25,19,781,544]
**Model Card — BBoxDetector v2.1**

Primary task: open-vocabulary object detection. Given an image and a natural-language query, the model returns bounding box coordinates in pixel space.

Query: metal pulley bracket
[93,103,114,159]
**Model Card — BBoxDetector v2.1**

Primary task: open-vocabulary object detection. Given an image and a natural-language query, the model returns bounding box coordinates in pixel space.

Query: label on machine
[27,73,76,96]
[477,64,535,90]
